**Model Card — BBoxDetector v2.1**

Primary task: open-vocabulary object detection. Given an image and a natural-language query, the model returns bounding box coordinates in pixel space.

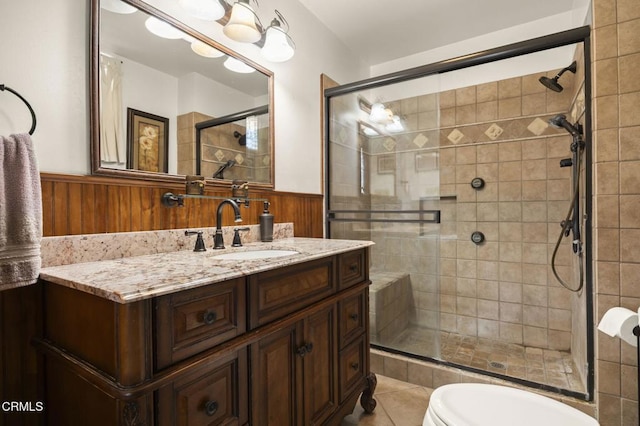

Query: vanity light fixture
[190,39,225,57]
[223,0,262,43]
[260,10,295,62]
[179,0,225,21]
[385,115,404,133]
[369,103,394,124]
[145,16,185,39]
[101,0,137,14]
[224,56,256,73]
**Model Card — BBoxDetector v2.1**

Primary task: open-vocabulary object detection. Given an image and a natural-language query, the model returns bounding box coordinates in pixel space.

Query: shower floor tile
[378,325,586,394]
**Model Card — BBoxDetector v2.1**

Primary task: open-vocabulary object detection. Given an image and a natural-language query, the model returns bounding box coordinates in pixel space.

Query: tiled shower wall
[435,70,584,352]
[176,111,270,181]
[591,0,640,423]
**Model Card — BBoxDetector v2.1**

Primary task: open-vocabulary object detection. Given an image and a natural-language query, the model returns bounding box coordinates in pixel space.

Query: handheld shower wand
[212,159,236,179]
[548,114,585,292]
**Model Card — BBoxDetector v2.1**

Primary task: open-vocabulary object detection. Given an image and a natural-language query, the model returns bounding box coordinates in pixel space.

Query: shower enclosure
[325,28,593,400]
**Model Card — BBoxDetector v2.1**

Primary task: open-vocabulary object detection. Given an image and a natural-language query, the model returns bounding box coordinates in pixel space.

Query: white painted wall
[0,0,367,194]
[0,0,589,194]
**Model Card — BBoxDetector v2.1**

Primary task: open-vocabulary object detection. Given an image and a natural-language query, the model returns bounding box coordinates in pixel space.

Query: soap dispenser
[259,201,274,242]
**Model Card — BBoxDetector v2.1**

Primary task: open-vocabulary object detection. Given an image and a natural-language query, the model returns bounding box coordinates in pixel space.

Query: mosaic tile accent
[484,123,504,140]
[447,129,465,144]
[338,127,348,144]
[527,117,549,136]
[413,133,429,148]
[383,138,397,151]
[235,153,244,164]
[214,149,225,161]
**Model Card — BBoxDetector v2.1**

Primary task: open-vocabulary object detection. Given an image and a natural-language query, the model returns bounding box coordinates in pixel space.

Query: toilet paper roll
[597,307,639,347]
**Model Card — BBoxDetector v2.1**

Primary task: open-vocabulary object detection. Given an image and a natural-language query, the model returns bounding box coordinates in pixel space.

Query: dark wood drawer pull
[204,400,218,416]
[349,313,359,321]
[203,310,217,325]
[349,264,358,272]
[350,362,359,371]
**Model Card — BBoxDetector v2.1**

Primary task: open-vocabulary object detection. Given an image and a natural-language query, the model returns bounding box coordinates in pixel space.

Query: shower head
[539,61,577,92]
[548,114,582,137]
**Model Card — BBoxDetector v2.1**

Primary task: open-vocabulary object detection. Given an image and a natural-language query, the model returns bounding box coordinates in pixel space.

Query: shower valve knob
[471,231,485,245]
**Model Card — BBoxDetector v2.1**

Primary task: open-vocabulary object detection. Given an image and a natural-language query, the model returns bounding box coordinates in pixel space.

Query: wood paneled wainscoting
[0,173,324,426]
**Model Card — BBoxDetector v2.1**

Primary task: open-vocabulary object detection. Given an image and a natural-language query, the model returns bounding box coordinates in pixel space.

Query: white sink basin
[212,249,299,260]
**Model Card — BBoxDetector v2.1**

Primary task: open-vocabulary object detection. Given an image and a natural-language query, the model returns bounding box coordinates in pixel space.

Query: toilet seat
[424,383,599,426]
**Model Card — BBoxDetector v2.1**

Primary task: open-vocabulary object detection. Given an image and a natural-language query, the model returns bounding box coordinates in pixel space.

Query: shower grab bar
[327,209,441,224]
[0,84,37,135]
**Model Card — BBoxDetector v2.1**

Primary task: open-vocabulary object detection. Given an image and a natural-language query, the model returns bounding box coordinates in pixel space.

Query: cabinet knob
[350,362,359,371]
[203,310,217,325]
[204,400,218,416]
[296,342,314,357]
[349,264,358,272]
[349,313,359,321]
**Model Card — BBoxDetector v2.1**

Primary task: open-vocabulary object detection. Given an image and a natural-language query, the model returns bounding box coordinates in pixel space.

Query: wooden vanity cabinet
[250,304,338,426]
[37,247,375,426]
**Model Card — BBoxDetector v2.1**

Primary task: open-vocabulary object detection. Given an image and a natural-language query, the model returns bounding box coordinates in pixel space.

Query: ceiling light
[369,103,393,124]
[179,0,225,20]
[223,0,262,43]
[101,0,137,14]
[224,57,256,73]
[261,10,295,62]
[145,16,185,39]
[191,40,225,57]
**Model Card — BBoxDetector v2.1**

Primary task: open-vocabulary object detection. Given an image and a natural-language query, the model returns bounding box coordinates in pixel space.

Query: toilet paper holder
[598,307,640,426]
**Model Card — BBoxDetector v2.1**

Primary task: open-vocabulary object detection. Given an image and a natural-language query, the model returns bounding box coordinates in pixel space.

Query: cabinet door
[156,348,248,426]
[250,322,303,426]
[303,304,338,426]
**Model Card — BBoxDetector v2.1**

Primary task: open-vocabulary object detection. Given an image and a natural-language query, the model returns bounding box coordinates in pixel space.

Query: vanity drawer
[157,347,248,426]
[338,335,367,403]
[338,290,366,348]
[155,278,246,369]
[338,249,367,290]
[248,257,336,329]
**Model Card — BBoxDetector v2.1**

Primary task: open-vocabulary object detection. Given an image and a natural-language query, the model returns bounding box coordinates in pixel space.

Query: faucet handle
[185,230,206,252]
[232,227,251,247]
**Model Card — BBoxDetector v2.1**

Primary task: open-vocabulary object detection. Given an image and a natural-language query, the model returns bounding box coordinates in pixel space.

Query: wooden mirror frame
[89,0,275,188]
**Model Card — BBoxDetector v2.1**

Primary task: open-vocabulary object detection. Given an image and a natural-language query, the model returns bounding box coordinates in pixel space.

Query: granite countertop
[39,238,373,304]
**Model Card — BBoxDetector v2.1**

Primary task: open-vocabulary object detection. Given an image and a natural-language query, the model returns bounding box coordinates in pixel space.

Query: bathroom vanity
[36,238,375,426]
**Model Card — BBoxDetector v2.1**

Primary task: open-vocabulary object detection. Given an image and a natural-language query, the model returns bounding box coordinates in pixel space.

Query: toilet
[424,383,599,426]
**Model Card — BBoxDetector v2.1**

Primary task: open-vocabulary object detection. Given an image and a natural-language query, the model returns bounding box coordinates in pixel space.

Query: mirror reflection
[94,0,273,186]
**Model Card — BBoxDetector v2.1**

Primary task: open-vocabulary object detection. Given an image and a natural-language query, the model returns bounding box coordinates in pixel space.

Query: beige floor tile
[377,386,431,426]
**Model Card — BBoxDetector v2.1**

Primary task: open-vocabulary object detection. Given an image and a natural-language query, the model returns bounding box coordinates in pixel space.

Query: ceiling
[296,0,582,65]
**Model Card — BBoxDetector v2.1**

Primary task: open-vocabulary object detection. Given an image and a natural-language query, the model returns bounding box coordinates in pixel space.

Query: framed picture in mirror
[126,108,169,173]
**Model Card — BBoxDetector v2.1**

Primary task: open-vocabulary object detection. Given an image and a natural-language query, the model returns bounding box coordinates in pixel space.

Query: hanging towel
[0,133,42,291]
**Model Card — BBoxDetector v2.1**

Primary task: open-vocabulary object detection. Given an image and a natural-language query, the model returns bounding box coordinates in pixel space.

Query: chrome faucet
[213,199,243,249]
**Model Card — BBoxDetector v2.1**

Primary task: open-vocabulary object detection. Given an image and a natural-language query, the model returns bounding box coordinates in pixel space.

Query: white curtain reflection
[100,54,125,165]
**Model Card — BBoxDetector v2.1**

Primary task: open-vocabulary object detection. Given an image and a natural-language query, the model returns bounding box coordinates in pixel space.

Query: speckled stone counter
[39,237,373,303]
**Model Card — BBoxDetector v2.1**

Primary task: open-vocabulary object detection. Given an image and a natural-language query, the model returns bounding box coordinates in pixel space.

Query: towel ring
[1,84,37,135]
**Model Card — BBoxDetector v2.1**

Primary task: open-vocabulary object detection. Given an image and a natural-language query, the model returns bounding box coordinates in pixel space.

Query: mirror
[91,0,274,187]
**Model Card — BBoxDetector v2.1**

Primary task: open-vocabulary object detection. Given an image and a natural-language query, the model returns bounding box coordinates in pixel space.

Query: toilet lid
[429,383,599,426]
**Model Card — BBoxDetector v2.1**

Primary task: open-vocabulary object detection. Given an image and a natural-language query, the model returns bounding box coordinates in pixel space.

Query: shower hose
[550,145,584,293]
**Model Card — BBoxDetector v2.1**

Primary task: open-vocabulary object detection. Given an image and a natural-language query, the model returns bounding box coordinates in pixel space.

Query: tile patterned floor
[341,375,432,426]
[381,325,585,393]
